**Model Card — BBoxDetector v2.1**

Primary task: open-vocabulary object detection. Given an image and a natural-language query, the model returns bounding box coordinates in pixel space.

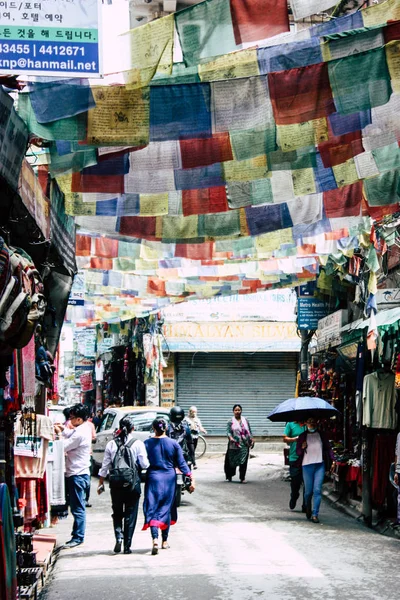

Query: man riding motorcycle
[167,406,195,467]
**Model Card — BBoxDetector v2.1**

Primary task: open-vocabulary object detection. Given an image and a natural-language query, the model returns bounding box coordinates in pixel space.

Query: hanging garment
[362,371,397,429]
[15,414,54,478]
[0,483,17,600]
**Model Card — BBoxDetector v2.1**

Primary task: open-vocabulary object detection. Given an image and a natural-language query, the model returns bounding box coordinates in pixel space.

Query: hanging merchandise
[362,370,397,429]
[95,358,104,382]
[80,371,94,393]
[0,483,17,600]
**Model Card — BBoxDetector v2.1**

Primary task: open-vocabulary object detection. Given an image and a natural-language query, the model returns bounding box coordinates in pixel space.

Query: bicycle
[194,434,207,460]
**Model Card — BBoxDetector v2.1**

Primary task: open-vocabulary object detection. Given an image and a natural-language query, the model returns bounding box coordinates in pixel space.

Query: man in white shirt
[55,403,92,548]
[97,415,149,554]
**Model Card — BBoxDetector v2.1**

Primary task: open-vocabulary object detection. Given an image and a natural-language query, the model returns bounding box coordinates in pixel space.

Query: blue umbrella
[267,396,340,422]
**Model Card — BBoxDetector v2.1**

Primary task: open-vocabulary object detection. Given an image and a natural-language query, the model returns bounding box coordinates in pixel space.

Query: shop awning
[340,307,400,334]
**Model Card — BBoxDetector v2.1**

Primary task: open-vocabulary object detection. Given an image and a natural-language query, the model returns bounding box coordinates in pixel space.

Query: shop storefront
[311,306,400,527]
[162,319,300,436]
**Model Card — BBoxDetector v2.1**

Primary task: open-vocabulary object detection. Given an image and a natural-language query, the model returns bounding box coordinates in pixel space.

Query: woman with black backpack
[97,415,149,554]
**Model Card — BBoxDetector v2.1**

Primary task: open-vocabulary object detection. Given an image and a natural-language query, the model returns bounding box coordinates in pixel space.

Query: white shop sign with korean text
[0,0,101,77]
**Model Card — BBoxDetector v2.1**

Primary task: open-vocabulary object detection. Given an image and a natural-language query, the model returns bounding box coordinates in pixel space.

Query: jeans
[289,463,305,507]
[67,474,90,542]
[150,516,170,542]
[302,462,325,517]
[111,487,140,551]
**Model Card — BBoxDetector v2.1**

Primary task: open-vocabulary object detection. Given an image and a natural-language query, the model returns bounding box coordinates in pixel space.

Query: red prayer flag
[71,172,124,194]
[230,0,289,45]
[90,257,113,270]
[319,123,364,168]
[182,187,229,216]
[268,63,335,125]
[323,181,363,218]
[384,20,400,43]
[75,234,91,256]
[118,216,157,239]
[180,134,233,170]
[175,242,214,260]
[94,237,119,258]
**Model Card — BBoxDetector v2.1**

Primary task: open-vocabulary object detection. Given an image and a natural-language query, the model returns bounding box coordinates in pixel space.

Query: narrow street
[41,454,399,600]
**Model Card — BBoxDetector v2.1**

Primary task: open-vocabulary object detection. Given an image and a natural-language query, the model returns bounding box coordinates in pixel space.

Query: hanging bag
[109,438,138,490]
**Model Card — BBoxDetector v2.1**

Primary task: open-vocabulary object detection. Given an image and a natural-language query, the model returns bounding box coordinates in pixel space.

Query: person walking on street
[296,418,335,523]
[143,418,194,555]
[224,404,254,484]
[97,415,149,554]
[283,421,306,511]
[183,406,207,469]
[54,403,92,548]
[168,406,195,467]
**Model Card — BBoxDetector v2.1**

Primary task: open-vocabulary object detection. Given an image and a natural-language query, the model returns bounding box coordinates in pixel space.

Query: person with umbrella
[296,418,336,523]
[283,421,306,511]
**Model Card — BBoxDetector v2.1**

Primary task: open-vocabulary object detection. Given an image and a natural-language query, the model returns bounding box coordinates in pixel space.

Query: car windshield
[127,411,170,432]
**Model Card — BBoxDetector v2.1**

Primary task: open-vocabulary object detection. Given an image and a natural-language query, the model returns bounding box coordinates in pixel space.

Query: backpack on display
[109,438,138,490]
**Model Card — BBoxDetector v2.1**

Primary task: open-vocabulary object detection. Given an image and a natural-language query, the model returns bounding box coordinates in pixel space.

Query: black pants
[192,438,198,466]
[110,486,140,551]
[289,463,305,507]
[224,449,249,481]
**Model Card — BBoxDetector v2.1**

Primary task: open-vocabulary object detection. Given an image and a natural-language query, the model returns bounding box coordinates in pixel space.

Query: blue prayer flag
[150,83,212,141]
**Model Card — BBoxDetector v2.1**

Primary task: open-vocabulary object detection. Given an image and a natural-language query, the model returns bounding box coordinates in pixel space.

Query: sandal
[311,516,320,524]
[151,540,159,555]
[161,541,170,550]
[240,480,247,484]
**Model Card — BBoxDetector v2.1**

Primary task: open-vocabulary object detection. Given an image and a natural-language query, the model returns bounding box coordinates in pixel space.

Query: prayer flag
[230,0,289,45]
[268,62,335,125]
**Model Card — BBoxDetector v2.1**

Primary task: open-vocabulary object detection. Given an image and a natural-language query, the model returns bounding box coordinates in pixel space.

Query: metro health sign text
[0,0,101,77]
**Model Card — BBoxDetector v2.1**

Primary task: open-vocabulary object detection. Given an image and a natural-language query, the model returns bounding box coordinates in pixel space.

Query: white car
[92,406,171,473]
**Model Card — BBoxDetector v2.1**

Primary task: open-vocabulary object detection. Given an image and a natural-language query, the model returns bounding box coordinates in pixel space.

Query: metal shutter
[176,352,297,436]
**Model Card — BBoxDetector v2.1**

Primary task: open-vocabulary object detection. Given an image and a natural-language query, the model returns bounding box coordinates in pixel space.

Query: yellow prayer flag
[278,118,328,152]
[87,86,149,146]
[386,40,400,93]
[255,228,293,253]
[123,14,174,89]
[139,193,169,216]
[332,158,359,187]
[223,155,269,182]
[362,0,400,26]
[199,49,260,82]
[292,168,316,196]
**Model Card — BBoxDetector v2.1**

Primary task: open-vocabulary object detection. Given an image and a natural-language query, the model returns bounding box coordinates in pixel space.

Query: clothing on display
[362,371,397,429]
[0,483,17,600]
[14,414,54,479]
[95,359,104,382]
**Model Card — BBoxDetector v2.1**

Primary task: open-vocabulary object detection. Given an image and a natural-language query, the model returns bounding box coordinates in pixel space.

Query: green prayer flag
[230,127,277,161]
[199,211,241,238]
[328,47,392,115]
[17,93,86,141]
[372,143,400,173]
[363,170,400,206]
[175,0,236,67]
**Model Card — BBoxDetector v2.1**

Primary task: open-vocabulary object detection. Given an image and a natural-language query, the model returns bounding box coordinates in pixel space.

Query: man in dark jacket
[167,406,195,466]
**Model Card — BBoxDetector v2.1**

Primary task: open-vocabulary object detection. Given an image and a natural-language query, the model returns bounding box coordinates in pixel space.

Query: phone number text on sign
[0,42,85,55]
[0,39,98,72]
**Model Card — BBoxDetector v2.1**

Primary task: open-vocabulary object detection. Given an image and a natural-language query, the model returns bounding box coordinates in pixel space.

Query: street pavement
[40,453,400,600]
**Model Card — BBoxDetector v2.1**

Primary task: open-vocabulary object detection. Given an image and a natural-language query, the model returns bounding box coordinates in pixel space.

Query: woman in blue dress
[143,418,194,555]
